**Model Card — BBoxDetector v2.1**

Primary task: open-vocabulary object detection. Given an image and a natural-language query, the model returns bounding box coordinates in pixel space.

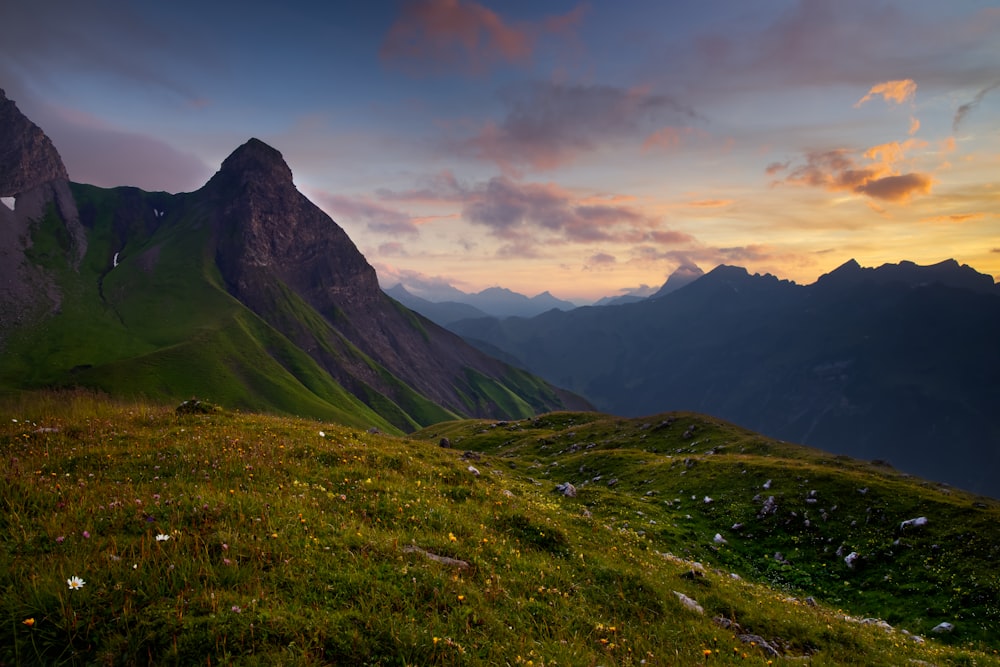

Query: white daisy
[67,575,85,590]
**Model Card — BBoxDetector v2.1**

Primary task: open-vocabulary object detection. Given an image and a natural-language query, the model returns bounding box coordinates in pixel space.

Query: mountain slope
[0,93,589,430]
[449,262,1000,496]
[3,394,999,665]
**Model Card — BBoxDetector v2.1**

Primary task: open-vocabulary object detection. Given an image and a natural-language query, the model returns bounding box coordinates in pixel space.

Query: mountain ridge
[449,258,1000,497]
[0,93,590,430]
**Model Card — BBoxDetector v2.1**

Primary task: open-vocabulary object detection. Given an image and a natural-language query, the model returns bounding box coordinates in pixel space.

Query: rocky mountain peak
[0,88,69,197]
[216,138,294,187]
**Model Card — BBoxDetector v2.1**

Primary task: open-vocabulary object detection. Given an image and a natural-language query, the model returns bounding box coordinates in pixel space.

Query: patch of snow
[900,516,928,530]
[113,252,119,268]
[1,196,14,211]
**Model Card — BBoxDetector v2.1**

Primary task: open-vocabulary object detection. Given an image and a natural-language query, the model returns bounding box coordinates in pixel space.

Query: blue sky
[3,0,998,300]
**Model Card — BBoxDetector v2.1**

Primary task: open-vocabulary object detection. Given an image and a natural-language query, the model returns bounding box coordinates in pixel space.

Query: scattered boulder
[713,533,727,544]
[467,465,480,476]
[175,399,222,415]
[844,551,860,569]
[931,622,954,634]
[900,516,928,531]
[673,590,703,614]
[737,634,780,657]
[439,437,451,448]
[758,495,777,518]
[555,482,577,497]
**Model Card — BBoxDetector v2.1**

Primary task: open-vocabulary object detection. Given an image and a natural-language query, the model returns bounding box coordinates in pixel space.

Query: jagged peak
[213,138,293,187]
[0,88,69,197]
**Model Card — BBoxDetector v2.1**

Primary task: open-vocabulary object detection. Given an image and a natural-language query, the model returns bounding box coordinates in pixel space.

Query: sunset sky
[2,1,998,301]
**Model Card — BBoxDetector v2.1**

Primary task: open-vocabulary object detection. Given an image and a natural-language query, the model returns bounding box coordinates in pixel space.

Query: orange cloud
[641,126,705,152]
[908,115,920,136]
[854,173,932,202]
[381,0,583,74]
[779,136,933,203]
[854,79,917,107]
[921,213,986,224]
[686,199,734,208]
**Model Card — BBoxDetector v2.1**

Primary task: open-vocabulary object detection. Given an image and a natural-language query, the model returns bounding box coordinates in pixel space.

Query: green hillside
[0,183,567,431]
[1,392,998,665]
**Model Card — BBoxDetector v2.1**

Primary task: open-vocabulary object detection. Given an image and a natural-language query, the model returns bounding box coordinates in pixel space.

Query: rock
[805,596,817,606]
[176,399,222,415]
[672,591,703,614]
[758,495,777,518]
[0,89,69,196]
[844,551,860,569]
[731,522,744,530]
[763,479,772,489]
[461,450,482,460]
[703,495,713,504]
[713,616,742,632]
[931,622,954,633]
[438,437,451,448]
[900,516,928,530]
[737,634,780,657]
[555,482,577,497]
[466,465,480,476]
[713,533,727,544]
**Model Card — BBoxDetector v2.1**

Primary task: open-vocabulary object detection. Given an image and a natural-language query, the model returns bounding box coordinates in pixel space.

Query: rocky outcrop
[0,90,86,346]
[0,88,69,196]
[198,138,590,424]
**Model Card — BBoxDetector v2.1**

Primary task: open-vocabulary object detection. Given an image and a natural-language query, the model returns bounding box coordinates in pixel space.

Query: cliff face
[0,88,69,196]
[199,138,590,420]
[0,90,85,344]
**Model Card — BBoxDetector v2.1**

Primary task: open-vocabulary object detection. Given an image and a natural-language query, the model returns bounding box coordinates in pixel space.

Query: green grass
[2,393,998,665]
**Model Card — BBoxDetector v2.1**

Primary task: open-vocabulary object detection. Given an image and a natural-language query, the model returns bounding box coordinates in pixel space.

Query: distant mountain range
[386,283,577,323]
[0,89,590,431]
[449,259,1000,497]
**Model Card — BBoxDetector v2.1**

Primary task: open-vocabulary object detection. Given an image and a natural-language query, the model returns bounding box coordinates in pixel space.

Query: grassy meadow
[2,391,998,665]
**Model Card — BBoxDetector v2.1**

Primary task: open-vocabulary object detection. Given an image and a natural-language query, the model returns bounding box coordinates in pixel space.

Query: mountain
[0,91,590,431]
[449,260,1000,497]
[384,283,490,326]
[650,262,705,298]
[467,287,577,318]
[396,283,579,320]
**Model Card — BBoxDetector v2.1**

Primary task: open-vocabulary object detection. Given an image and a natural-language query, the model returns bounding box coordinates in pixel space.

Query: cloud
[953,79,1000,130]
[641,126,705,152]
[921,213,985,224]
[378,242,408,256]
[854,79,917,107]
[586,252,617,267]
[778,140,933,203]
[315,193,420,237]
[461,176,672,244]
[453,81,697,172]
[686,198,734,208]
[380,0,584,74]
[854,173,932,202]
[15,99,211,192]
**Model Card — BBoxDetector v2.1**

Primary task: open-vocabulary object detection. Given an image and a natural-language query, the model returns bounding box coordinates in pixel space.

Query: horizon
[2,1,998,301]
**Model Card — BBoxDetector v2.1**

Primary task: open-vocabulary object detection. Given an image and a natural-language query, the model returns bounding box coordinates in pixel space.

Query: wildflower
[67,575,85,590]
[223,558,233,566]
[222,543,229,550]
[319,431,325,437]
[23,618,35,627]
[448,532,458,542]
[82,531,90,539]
[457,595,465,601]
[231,605,242,613]
[55,536,65,543]
[155,534,170,542]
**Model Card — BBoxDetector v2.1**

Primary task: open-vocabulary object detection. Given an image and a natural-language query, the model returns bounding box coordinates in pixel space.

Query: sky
[2,0,998,302]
